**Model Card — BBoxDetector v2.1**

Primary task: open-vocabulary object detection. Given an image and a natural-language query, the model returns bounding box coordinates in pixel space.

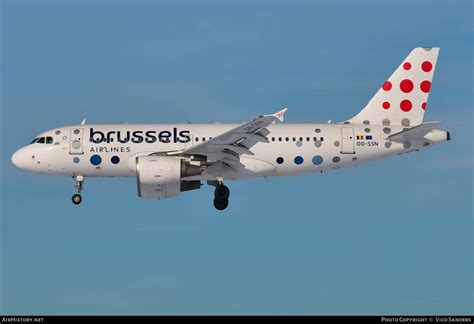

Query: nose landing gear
[72,175,84,205]
[213,182,230,211]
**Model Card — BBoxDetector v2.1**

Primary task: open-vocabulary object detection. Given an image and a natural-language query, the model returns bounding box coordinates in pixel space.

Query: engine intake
[136,155,201,199]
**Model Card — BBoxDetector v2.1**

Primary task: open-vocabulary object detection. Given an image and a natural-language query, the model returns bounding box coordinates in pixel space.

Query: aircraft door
[69,128,84,154]
[341,127,355,154]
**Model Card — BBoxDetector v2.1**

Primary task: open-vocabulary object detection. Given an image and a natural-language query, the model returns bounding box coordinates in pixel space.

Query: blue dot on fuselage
[312,155,323,165]
[90,154,102,166]
[294,156,304,165]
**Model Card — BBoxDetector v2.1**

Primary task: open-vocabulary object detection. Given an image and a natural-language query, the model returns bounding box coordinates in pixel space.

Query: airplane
[11,47,450,210]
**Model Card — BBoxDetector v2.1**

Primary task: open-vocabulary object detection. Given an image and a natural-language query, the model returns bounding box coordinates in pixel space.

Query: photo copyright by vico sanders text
[382,318,472,323]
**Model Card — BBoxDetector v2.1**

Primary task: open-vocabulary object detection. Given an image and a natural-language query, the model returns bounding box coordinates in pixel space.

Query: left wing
[183,108,288,169]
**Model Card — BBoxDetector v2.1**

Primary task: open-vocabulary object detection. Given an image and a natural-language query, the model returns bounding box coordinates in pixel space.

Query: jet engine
[136,155,202,199]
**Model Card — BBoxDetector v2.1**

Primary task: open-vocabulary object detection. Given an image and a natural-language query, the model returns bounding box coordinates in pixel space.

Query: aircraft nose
[11,147,28,169]
[11,150,20,167]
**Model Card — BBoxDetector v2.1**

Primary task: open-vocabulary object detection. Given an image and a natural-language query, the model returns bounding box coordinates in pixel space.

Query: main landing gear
[213,182,230,211]
[72,175,84,205]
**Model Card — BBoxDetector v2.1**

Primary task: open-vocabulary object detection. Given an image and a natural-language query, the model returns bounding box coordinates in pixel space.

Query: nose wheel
[213,183,230,210]
[72,194,82,205]
[72,175,84,205]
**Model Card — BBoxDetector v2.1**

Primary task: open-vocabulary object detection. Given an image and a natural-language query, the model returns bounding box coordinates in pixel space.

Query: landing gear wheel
[72,175,84,205]
[214,185,230,200]
[72,194,82,205]
[213,198,229,211]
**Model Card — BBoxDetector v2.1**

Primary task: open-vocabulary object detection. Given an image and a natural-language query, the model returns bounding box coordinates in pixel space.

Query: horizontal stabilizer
[387,122,441,143]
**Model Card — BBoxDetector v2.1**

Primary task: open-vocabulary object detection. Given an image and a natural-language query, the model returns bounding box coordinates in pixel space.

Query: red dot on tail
[422,61,432,72]
[420,80,431,93]
[382,101,390,109]
[422,102,427,110]
[400,79,414,93]
[403,62,411,70]
[400,99,412,112]
[382,81,392,91]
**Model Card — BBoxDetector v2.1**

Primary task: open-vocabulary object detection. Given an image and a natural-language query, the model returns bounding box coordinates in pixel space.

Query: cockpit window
[31,136,54,144]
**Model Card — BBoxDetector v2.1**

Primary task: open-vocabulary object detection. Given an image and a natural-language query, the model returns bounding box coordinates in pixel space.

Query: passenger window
[37,137,45,144]
[46,137,53,144]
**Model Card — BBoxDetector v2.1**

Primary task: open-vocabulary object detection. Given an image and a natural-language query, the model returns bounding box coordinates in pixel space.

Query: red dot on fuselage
[403,62,411,70]
[382,101,390,109]
[400,99,412,112]
[400,79,414,93]
[422,61,432,72]
[420,80,431,93]
[422,102,427,110]
[382,81,392,91]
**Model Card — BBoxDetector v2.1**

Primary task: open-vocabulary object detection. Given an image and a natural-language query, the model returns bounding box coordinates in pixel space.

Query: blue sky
[1,0,472,315]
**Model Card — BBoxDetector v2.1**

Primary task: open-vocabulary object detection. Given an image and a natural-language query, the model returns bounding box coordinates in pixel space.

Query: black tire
[72,194,82,205]
[214,185,230,200]
[213,198,229,210]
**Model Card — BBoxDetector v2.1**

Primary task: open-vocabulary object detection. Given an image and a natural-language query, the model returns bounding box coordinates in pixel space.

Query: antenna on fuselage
[81,118,86,125]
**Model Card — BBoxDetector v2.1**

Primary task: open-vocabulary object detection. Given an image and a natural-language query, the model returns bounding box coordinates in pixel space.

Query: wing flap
[218,144,254,156]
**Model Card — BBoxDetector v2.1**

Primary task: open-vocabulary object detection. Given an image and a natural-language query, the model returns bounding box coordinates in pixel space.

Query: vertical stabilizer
[348,47,439,126]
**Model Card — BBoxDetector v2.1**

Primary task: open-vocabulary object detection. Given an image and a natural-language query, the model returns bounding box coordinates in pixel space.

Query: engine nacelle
[136,155,201,199]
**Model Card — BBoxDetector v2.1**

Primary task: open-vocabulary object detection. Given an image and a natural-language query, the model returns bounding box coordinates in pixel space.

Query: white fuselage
[9,48,449,209]
[11,123,448,180]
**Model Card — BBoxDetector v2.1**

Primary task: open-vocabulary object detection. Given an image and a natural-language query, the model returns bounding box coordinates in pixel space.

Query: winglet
[269,108,288,122]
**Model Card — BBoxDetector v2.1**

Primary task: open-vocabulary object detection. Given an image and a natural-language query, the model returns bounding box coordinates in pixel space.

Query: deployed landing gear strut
[72,175,84,205]
[212,181,230,211]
